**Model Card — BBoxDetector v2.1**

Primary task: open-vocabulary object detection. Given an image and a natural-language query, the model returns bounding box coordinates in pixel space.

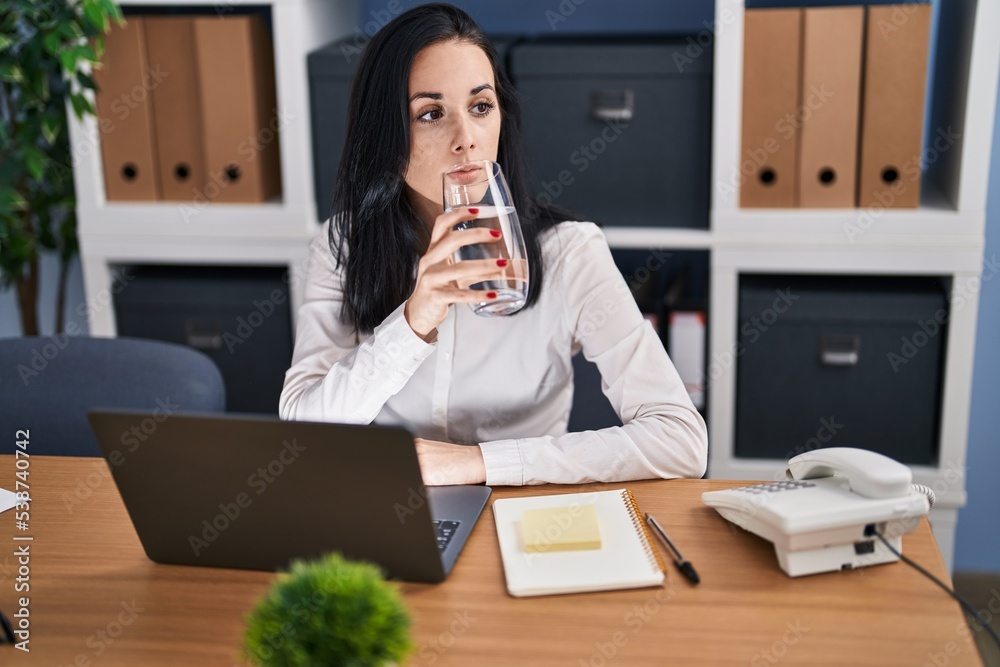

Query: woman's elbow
[278,375,307,421]
[278,387,297,421]
[650,408,708,479]
[686,409,709,478]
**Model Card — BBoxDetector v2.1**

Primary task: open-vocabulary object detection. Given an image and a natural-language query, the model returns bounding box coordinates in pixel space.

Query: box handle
[591,89,634,122]
[819,334,860,366]
[184,318,223,351]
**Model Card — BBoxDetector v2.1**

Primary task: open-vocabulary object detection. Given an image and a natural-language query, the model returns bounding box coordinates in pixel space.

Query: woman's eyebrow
[408,83,495,104]
[409,91,442,103]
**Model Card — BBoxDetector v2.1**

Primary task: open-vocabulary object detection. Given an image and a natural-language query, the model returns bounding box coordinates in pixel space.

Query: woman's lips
[448,167,483,184]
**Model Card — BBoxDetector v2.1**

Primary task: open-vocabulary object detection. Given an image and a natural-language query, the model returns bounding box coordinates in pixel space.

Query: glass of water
[442,160,529,317]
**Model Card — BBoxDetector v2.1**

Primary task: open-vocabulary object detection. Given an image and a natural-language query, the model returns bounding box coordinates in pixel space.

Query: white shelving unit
[697,0,997,573]
[70,0,356,334]
[597,0,998,572]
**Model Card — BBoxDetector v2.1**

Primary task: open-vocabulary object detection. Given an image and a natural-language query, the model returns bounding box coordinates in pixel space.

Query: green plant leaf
[77,70,96,91]
[243,553,413,666]
[69,91,94,120]
[0,188,28,214]
[41,113,60,145]
[79,42,99,65]
[42,30,61,55]
[0,63,25,83]
[59,47,78,74]
[83,0,108,34]
[24,147,45,182]
[32,70,51,102]
[98,0,125,26]
[59,20,85,41]
[0,34,14,52]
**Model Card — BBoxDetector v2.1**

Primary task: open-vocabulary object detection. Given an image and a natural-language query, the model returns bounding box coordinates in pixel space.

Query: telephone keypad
[733,481,817,494]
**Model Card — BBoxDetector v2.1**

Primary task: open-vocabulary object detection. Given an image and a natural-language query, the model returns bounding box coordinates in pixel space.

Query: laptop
[87,410,491,583]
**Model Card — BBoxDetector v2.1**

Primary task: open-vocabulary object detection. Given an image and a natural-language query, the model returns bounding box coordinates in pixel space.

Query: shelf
[713,182,985,244]
[711,0,999,235]
[71,0,355,340]
[77,200,322,240]
[602,227,713,250]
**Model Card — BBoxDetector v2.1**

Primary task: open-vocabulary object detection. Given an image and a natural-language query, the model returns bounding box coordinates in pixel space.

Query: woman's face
[403,39,502,221]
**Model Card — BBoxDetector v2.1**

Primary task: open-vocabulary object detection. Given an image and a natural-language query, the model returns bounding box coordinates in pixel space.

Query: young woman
[279,3,707,486]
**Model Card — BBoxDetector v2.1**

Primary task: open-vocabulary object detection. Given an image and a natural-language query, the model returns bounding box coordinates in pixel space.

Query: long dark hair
[330,3,573,334]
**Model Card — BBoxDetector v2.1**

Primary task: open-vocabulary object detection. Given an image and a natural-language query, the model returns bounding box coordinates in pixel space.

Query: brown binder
[797,6,864,208]
[143,17,206,202]
[193,15,282,203]
[92,17,161,201]
[857,4,931,209]
[740,8,802,208]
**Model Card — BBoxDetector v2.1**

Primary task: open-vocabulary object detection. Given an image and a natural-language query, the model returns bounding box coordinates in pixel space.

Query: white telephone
[702,448,933,577]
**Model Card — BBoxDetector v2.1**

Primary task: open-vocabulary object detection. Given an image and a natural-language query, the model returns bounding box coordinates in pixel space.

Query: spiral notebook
[493,489,666,597]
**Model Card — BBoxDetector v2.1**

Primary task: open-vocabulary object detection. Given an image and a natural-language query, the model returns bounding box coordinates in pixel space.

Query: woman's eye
[473,101,495,115]
[417,108,443,123]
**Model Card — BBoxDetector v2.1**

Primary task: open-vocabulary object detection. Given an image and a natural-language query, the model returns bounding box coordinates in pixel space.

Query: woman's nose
[451,113,476,154]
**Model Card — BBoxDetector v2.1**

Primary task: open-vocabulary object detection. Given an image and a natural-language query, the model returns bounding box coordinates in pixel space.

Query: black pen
[645,513,700,585]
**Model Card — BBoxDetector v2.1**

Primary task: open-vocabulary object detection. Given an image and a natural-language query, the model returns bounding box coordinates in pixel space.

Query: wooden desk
[0,456,981,666]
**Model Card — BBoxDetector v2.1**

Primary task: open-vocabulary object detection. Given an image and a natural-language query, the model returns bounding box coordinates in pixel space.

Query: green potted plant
[0,0,123,335]
[243,552,414,667]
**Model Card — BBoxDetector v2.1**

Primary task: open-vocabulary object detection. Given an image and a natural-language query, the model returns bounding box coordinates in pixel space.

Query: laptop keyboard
[432,520,461,552]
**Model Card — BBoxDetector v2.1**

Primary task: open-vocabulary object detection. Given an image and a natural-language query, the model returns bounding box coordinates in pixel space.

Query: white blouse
[279,219,708,486]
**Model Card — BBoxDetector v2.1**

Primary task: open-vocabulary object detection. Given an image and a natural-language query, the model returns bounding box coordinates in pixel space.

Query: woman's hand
[415,438,487,485]
[404,207,505,339]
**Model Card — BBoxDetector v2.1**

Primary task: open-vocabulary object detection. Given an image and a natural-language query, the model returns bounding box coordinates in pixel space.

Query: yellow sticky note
[521,504,602,553]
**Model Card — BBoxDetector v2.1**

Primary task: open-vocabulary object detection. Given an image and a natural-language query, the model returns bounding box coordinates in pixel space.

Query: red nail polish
[468,207,479,215]
[496,259,508,267]
[489,229,501,238]
[486,291,498,299]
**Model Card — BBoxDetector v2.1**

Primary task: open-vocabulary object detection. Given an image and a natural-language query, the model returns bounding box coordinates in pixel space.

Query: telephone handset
[702,447,933,577]
[785,447,934,502]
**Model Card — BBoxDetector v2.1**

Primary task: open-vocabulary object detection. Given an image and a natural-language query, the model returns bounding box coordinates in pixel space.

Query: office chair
[0,336,226,456]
